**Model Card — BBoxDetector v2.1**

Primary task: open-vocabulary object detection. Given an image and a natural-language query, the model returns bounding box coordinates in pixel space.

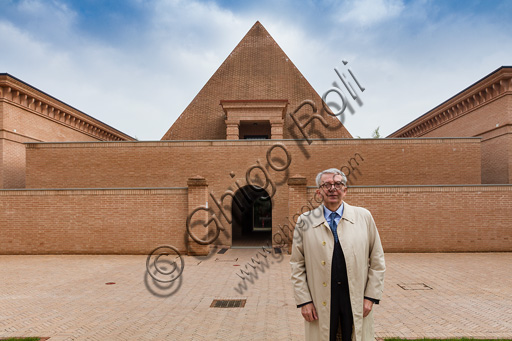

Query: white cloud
[7,0,77,45]
[1,0,254,140]
[337,0,405,26]
[1,0,511,140]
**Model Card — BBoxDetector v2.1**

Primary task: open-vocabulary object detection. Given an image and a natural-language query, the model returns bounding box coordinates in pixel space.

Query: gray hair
[315,168,347,187]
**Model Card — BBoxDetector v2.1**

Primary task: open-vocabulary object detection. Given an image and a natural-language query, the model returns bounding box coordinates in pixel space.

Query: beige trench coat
[290,203,385,341]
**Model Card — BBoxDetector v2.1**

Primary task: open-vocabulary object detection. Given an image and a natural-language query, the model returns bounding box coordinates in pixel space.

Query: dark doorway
[239,121,271,139]
[232,185,272,247]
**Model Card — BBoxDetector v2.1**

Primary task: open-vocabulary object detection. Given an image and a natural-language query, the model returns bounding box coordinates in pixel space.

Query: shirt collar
[323,202,344,221]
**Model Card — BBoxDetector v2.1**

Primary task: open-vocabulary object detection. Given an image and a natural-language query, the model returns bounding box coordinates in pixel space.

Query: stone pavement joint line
[0,252,511,340]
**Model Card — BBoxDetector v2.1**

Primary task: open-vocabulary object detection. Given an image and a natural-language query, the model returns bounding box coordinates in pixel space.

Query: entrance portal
[231,185,272,247]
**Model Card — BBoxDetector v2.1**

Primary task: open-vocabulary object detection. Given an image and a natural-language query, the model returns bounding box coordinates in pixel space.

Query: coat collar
[340,202,355,224]
[310,202,355,228]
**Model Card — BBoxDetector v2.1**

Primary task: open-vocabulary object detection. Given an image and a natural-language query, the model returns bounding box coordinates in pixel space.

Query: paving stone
[0,252,511,339]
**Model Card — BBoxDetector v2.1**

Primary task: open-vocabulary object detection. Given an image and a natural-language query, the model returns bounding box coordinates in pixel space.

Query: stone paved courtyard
[0,251,511,340]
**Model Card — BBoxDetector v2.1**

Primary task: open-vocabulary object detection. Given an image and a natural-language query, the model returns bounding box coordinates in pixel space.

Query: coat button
[321,261,326,265]
[323,282,327,287]
[322,301,326,306]
[322,241,326,246]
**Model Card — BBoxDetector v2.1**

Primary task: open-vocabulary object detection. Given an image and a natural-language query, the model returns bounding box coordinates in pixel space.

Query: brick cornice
[288,175,307,185]
[187,176,208,186]
[0,187,188,196]
[0,73,134,142]
[389,66,512,138]
[24,137,480,150]
[220,99,289,119]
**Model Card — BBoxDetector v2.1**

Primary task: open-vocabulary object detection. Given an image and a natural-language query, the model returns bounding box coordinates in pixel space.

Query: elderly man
[290,168,385,340]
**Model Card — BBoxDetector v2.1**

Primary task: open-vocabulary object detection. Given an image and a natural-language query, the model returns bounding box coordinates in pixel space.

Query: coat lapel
[341,202,355,224]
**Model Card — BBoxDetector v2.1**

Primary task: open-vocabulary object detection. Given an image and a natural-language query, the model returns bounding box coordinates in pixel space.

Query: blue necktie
[329,212,339,243]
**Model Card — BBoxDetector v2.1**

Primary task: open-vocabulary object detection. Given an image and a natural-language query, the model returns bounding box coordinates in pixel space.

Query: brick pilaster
[287,175,307,253]
[270,121,284,139]
[187,176,210,256]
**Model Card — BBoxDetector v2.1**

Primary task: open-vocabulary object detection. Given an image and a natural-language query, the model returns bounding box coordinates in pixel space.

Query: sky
[1,0,511,140]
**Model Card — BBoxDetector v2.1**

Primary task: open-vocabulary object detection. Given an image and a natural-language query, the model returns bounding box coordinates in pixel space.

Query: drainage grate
[210,299,246,308]
[217,248,228,254]
[397,283,433,290]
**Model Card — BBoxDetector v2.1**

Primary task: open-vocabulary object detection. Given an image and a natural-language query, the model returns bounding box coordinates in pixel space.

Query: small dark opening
[232,185,272,247]
[239,121,271,139]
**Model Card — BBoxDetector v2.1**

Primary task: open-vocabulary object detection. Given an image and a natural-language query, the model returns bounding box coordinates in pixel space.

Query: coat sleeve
[290,215,313,306]
[364,212,386,301]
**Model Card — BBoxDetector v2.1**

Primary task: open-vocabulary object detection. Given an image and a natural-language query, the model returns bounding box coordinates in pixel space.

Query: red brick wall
[26,138,481,190]
[23,139,482,248]
[1,184,510,254]
[2,102,102,143]
[509,133,512,184]
[0,101,103,188]
[186,176,210,255]
[421,95,511,138]
[0,139,3,187]
[285,176,308,252]
[481,134,511,184]
[1,139,26,188]
[0,188,188,254]
[1,72,134,189]
[420,94,512,184]
[306,185,512,252]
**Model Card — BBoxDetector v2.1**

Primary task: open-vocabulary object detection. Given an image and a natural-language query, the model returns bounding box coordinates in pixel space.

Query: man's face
[317,173,347,209]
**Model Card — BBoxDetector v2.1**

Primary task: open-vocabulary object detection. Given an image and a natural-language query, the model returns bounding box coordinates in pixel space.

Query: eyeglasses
[319,181,345,190]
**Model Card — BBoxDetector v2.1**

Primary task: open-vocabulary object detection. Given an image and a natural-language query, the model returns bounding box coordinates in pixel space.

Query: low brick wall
[0,188,188,254]
[25,138,482,189]
[1,185,510,254]
[307,185,512,252]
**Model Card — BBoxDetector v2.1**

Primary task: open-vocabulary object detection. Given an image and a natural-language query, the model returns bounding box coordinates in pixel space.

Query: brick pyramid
[162,21,352,140]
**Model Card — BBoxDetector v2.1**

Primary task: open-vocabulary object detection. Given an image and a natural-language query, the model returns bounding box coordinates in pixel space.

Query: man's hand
[363,298,373,317]
[301,302,318,322]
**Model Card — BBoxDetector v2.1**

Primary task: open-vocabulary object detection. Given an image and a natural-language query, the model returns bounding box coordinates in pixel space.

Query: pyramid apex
[162,21,352,140]
[248,20,269,34]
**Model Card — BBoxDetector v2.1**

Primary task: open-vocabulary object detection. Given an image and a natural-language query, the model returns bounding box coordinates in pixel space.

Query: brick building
[389,66,512,184]
[0,74,134,189]
[1,22,511,255]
